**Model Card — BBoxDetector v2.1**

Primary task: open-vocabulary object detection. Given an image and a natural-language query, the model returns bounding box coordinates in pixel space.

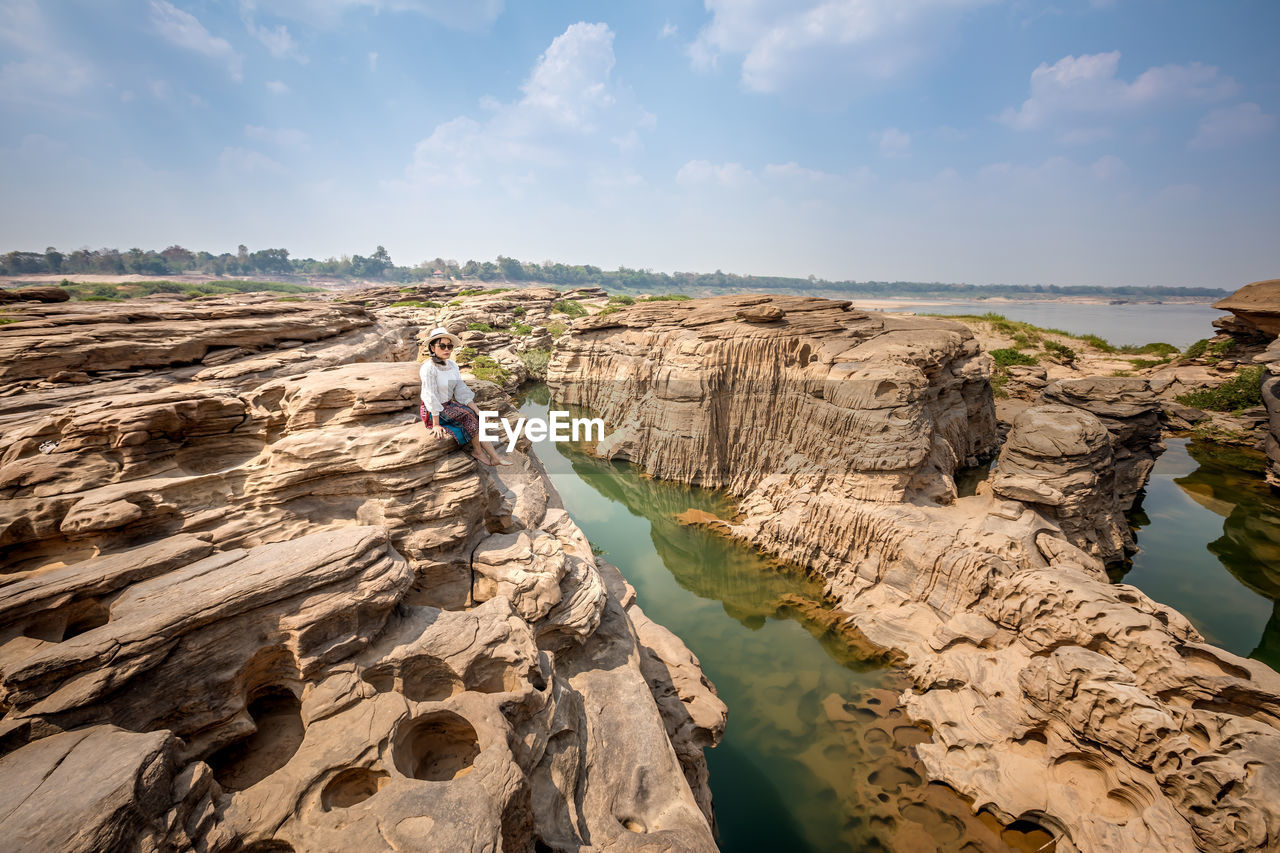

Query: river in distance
[868,299,1222,349]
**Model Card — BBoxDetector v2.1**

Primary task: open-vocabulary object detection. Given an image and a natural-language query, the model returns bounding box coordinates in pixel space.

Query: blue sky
[1,0,1277,287]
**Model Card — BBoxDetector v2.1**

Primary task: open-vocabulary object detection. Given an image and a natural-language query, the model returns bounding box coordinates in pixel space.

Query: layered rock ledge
[0,294,724,852]
[1212,278,1280,489]
[548,294,1280,852]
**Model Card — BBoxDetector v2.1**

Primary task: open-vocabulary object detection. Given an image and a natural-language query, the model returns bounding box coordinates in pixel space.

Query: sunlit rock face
[550,293,1280,853]
[0,294,722,853]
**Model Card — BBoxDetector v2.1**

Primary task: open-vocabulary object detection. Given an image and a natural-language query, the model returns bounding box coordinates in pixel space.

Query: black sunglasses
[433,341,455,350]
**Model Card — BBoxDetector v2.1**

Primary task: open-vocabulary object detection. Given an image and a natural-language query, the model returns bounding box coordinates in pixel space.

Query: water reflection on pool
[518,386,1050,852]
[1119,437,1280,671]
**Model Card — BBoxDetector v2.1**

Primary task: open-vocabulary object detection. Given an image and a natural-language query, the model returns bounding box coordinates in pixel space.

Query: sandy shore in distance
[0,275,1219,305]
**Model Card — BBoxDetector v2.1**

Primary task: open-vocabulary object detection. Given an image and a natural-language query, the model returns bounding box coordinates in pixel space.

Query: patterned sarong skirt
[420,401,480,446]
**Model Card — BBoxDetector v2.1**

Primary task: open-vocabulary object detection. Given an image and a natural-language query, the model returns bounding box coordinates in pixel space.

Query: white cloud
[676,160,757,188]
[150,0,243,81]
[246,125,309,148]
[878,127,910,157]
[219,146,283,173]
[972,154,1129,187]
[519,22,619,131]
[369,51,379,71]
[244,16,306,63]
[265,79,290,94]
[0,0,94,104]
[687,0,997,97]
[762,161,838,183]
[1000,51,1237,130]
[402,22,652,190]
[1189,102,1276,150]
[660,21,678,39]
[250,0,503,31]
[676,159,869,194]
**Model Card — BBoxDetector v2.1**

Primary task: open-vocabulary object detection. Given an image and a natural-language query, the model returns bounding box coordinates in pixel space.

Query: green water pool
[1116,437,1280,671]
[516,387,1280,850]
[517,387,1045,852]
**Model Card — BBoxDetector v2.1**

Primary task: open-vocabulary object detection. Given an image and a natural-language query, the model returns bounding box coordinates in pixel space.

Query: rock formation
[1212,278,1280,489]
[549,293,1280,852]
[1214,279,1280,338]
[0,294,723,851]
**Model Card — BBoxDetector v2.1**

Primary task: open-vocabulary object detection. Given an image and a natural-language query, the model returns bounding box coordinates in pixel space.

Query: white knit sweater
[419,358,475,417]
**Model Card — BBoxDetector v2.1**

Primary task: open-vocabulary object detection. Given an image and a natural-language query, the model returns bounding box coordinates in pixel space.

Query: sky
[1,0,1278,288]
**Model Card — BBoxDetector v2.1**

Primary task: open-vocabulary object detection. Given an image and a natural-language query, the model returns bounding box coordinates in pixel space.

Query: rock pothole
[208,688,306,791]
[392,711,480,782]
[619,816,647,834]
[361,655,464,702]
[321,767,389,811]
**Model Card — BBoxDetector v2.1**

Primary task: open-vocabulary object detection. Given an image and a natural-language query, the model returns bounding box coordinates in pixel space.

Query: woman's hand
[430,425,450,439]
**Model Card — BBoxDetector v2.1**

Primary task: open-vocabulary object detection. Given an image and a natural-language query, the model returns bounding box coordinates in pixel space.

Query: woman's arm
[420,361,446,417]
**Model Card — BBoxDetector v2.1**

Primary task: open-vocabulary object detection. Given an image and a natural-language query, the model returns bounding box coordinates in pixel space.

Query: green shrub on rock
[552,299,588,317]
[991,348,1039,367]
[469,355,510,384]
[1043,340,1076,362]
[1175,366,1264,412]
[520,348,552,380]
[1184,339,1210,359]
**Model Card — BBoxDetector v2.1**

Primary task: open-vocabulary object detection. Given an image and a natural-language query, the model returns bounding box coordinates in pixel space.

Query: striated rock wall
[0,294,723,852]
[548,294,1280,852]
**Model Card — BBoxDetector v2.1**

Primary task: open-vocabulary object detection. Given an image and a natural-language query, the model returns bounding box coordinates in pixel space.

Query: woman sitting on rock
[420,327,509,467]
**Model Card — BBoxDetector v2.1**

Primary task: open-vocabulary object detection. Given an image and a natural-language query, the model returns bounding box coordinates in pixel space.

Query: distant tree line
[1,244,407,280]
[1,245,1230,299]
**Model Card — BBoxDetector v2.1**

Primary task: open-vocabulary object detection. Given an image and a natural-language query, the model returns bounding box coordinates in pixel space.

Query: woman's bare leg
[480,441,509,466]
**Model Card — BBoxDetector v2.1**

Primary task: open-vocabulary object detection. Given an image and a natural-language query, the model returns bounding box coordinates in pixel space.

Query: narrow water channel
[517,386,1048,853]
[1117,437,1280,671]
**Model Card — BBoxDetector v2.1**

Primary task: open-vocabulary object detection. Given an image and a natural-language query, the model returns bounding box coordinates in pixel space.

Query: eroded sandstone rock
[989,404,1132,563]
[0,294,720,852]
[1038,376,1165,510]
[549,293,1280,852]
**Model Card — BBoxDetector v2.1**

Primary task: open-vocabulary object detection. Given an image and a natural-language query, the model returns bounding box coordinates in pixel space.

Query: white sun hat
[424,326,462,348]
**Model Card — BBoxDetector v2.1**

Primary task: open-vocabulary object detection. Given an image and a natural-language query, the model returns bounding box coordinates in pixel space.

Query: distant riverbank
[869,298,1224,348]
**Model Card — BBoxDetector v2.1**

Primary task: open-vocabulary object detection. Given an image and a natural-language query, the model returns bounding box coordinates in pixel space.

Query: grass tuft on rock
[552,299,588,317]
[1175,366,1264,412]
[991,348,1039,367]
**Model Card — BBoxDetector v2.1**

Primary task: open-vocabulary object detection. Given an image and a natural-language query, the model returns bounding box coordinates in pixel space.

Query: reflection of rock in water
[1175,440,1280,669]
[562,440,836,630]
[553,425,1028,852]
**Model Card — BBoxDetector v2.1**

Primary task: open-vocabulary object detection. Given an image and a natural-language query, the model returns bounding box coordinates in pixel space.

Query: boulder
[1214,278,1280,337]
